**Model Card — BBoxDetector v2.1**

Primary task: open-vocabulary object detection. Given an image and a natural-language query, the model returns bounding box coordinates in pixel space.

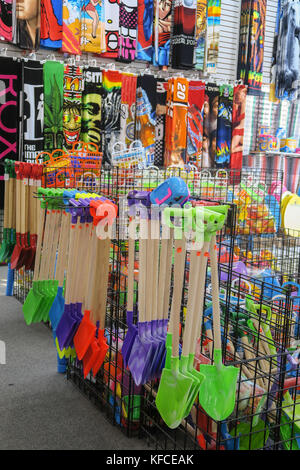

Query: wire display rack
[12,164,300,450]
[139,265,300,451]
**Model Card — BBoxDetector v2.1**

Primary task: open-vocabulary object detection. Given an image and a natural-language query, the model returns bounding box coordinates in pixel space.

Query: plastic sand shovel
[74,309,96,360]
[22,202,48,325]
[199,231,239,421]
[56,217,82,350]
[156,238,194,428]
[48,211,70,337]
[142,218,163,383]
[128,216,156,385]
[38,208,62,323]
[180,248,206,419]
[122,237,137,367]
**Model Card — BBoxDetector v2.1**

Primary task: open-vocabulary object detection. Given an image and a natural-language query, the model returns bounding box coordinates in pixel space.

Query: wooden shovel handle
[145,220,153,323]
[84,226,97,311]
[151,218,160,321]
[127,236,135,312]
[64,222,78,304]
[138,217,148,323]
[38,210,52,280]
[190,241,210,355]
[47,211,62,280]
[163,229,173,320]
[157,238,168,320]
[55,211,70,285]
[182,249,198,357]
[209,234,222,352]
[33,207,46,282]
[171,237,186,357]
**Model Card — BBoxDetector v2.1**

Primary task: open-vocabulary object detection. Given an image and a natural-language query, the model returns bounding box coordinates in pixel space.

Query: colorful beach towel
[101,0,119,58]
[154,78,168,167]
[230,84,247,171]
[0,57,21,208]
[203,82,219,167]
[171,0,197,69]
[194,0,207,70]
[187,80,205,168]
[23,60,44,163]
[216,84,233,168]
[40,0,63,48]
[118,0,138,62]
[81,66,103,147]
[43,61,64,151]
[16,0,40,50]
[153,0,172,66]
[205,0,221,73]
[135,74,157,166]
[0,0,12,41]
[81,0,105,53]
[62,0,81,54]
[120,73,137,147]
[136,0,153,61]
[101,69,122,164]
[63,64,83,150]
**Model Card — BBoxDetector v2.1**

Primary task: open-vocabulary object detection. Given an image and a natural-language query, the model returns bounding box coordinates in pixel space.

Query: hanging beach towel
[62,0,81,54]
[120,73,137,147]
[0,57,21,209]
[40,0,63,48]
[247,0,266,95]
[171,0,197,69]
[154,78,168,167]
[23,60,44,162]
[236,0,251,83]
[81,66,103,147]
[16,0,41,50]
[203,82,219,168]
[230,84,247,172]
[80,0,106,53]
[194,0,207,71]
[118,0,138,62]
[187,80,205,167]
[216,84,233,168]
[0,0,13,41]
[135,74,157,166]
[136,0,153,61]
[153,0,172,66]
[205,0,221,73]
[101,69,122,164]
[43,61,64,151]
[101,0,119,58]
[63,64,83,150]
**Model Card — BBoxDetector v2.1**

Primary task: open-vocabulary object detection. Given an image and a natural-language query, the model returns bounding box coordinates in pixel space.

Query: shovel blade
[156,367,194,429]
[48,286,65,332]
[23,283,43,325]
[199,363,239,421]
[122,324,138,368]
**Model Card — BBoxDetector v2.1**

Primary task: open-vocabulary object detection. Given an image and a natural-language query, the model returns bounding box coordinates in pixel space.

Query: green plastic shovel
[156,237,194,429]
[199,226,239,421]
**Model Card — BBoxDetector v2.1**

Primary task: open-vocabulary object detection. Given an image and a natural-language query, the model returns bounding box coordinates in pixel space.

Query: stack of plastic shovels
[55,192,118,375]
[22,188,63,324]
[155,204,240,427]
[124,177,189,385]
